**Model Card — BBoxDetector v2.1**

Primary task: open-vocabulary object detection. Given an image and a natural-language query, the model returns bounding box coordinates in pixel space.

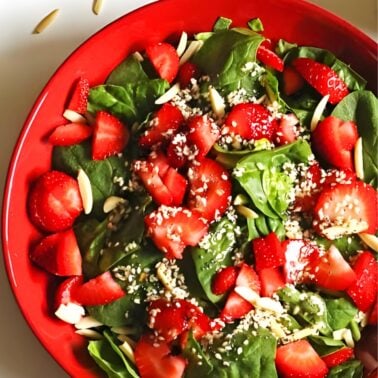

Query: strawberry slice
[309,245,357,291]
[145,206,208,259]
[55,276,83,309]
[292,57,349,105]
[67,77,90,114]
[236,263,261,294]
[48,123,92,146]
[220,290,253,323]
[252,232,285,272]
[187,115,220,160]
[274,113,298,145]
[188,158,232,222]
[282,66,305,96]
[275,340,328,378]
[178,61,200,88]
[313,181,378,238]
[162,167,188,206]
[92,111,129,160]
[30,229,82,276]
[28,170,83,233]
[139,103,184,148]
[222,103,277,141]
[258,267,285,297]
[72,271,125,306]
[256,44,284,72]
[166,133,191,168]
[311,116,359,171]
[347,251,378,312]
[211,266,238,295]
[321,347,354,368]
[145,42,180,83]
[368,299,378,325]
[134,335,187,378]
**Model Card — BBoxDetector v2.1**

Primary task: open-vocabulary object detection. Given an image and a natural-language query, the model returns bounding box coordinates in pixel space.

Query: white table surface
[0,1,376,377]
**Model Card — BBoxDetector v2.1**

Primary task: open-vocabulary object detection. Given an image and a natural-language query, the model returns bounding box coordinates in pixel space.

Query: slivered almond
[255,297,284,314]
[77,169,93,214]
[310,94,330,131]
[156,262,173,291]
[111,326,135,335]
[176,32,188,57]
[358,233,378,252]
[343,328,355,348]
[33,9,60,34]
[75,316,103,330]
[63,109,87,123]
[209,86,225,118]
[132,51,144,62]
[155,83,180,105]
[179,40,203,65]
[117,334,137,348]
[234,286,259,305]
[75,329,103,339]
[354,137,364,180]
[92,0,103,15]
[322,221,368,240]
[235,205,259,219]
[119,340,135,363]
[103,196,126,213]
[55,303,85,324]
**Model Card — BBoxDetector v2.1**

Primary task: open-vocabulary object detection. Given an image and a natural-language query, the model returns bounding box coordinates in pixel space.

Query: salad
[27,16,378,378]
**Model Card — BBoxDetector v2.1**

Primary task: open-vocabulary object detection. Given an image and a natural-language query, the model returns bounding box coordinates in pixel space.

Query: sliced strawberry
[309,245,357,291]
[92,111,129,160]
[274,113,298,145]
[275,340,328,378]
[188,158,232,221]
[178,61,200,88]
[145,42,179,83]
[187,115,220,160]
[282,66,305,96]
[67,77,90,114]
[145,206,208,259]
[292,57,349,105]
[30,229,82,276]
[28,170,83,233]
[211,266,238,295]
[252,232,285,272]
[313,181,378,237]
[220,290,253,323]
[166,133,191,168]
[48,123,92,146]
[322,168,357,187]
[312,116,359,171]
[256,44,284,72]
[55,276,83,309]
[347,251,378,312]
[368,299,378,325]
[148,150,171,177]
[222,103,277,141]
[72,271,125,306]
[236,263,261,294]
[259,267,285,297]
[134,335,187,378]
[321,347,354,368]
[139,103,184,148]
[162,167,188,206]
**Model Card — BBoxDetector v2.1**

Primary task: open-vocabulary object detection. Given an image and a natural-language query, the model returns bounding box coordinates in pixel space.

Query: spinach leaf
[309,335,346,356]
[327,360,364,378]
[191,218,236,303]
[325,298,358,331]
[332,91,378,188]
[234,140,312,219]
[213,16,232,31]
[246,213,285,241]
[315,235,363,259]
[248,18,264,32]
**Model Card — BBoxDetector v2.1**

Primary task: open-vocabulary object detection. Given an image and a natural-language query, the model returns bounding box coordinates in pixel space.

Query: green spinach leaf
[327,360,364,378]
[325,298,358,331]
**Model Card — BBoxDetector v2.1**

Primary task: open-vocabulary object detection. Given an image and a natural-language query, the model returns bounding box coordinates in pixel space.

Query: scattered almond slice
[255,297,284,314]
[77,169,93,214]
[132,51,144,62]
[354,137,364,180]
[209,86,225,118]
[343,328,355,348]
[234,286,259,305]
[117,334,137,348]
[310,94,330,131]
[358,233,378,252]
[55,303,85,324]
[322,221,368,240]
[156,262,173,291]
[270,319,286,338]
[235,205,259,219]
[92,0,103,15]
[63,109,87,124]
[233,194,249,206]
[155,83,180,105]
[111,326,135,335]
[176,32,188,57]
[103,196,126,213]
[75,316,103,330]
[285,327,318,343]
[179,40,203,65]
[75,329,103,339]
[119,340,135,363]
[33,9,60,34]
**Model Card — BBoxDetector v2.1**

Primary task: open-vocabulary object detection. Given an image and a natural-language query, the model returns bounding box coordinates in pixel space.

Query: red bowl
[2,0,377,376]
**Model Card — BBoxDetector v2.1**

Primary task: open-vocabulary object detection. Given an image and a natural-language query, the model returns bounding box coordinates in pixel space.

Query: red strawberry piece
[30,229,82,276]
[321,347,354,368]
[236,263,261,294]
[162,167,188,206]
[274,113,298,145]
[368,299,378,325]
[211,266,238,295]
[72,271,125,306]
[347,251,378,312]
[222,103,277,141]
[166,133,191,168]
[252,232,285,272]
[256,44,284,72]
[275,340,328,378]
[220,291,253,323]
[145,206,208,259]
[187,115,220,160]
[188,158,232,222]
[322,168,356,187]
[259,267,285,297]
[148,150,171,177]
[28,170,83,233]
[292,57,349,105]
[92,111,129,160]
[313,181,378,237]
[48,123,92,146]
[178,61,200,88]
[309,245,357,291]
[282,66,305,96]
[55,275,83,309]
[139,103,184,148]
[134,334,187,378]
[145,42,180,83]
[311,116,359,171]
[282,239,320,284]
[67,77,90,114]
